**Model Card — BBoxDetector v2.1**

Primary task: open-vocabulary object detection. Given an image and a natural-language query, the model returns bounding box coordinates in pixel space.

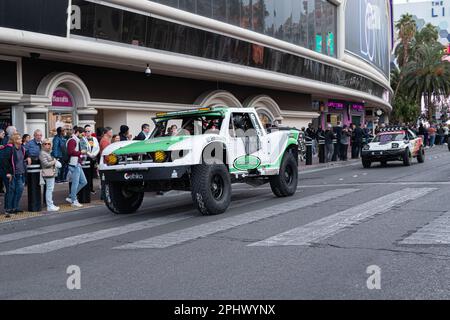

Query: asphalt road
[0,147,449,300]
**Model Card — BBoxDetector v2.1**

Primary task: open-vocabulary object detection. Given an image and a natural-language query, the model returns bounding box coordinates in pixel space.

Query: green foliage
[393,14,450,121]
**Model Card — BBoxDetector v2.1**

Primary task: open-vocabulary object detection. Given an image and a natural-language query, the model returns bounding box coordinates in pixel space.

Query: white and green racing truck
[99,107,300,215]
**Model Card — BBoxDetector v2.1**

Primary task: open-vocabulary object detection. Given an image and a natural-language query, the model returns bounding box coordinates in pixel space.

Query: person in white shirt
[82,125,100,194]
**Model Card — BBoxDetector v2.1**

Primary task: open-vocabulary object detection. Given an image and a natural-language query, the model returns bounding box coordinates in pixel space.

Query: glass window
[274,0,292,42]
[72,0,95,37]
[197,0,213,18]
[122,11,147,46]
[147,18,171,50]
[227,0,241,26]
[291,0,301,45]
[212,0,227,22]
[240,0,252,30]
[263,0,274,37]
[156,0,179,8]
[252,0,264,33]
[179,0,196,12]
[94,5,123,41]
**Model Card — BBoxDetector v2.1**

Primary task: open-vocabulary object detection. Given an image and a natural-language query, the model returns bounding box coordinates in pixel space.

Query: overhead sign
[52,90,73,107]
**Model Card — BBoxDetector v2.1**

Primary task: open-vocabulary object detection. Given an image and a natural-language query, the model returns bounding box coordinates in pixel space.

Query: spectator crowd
[0,123,153,218]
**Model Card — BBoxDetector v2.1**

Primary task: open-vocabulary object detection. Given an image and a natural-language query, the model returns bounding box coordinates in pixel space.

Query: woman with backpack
[52,127,68,183]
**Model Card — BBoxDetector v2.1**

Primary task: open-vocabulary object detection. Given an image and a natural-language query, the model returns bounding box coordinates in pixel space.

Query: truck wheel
[417,147,425,163]
[104,182,144,214]
[403,149,412,166]
[269,152,298,197]
[191,164,231,215]
[362,160,372,168]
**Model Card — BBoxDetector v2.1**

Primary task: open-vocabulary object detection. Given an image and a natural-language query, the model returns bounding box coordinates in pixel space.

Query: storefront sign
[351,104,365,112]
[52,90,73,107]
[327,101,345,110]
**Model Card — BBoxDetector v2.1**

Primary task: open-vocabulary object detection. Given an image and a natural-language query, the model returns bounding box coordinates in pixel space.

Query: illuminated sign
[52,90,73,107]
[328,101,345,109]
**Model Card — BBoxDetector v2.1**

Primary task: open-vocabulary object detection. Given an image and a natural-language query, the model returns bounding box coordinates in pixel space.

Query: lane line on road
[0,192,275,255]
[400,211,450,245]
[113,189,358,250]
[249,188,435,247]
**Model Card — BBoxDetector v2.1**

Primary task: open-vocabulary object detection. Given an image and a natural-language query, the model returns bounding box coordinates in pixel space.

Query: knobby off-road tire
[191,164,231,215]
[104,182,144,214]
[362,160,372,168]
[417,147,425,163]
[270,152,298,197]
[403,148,412,167]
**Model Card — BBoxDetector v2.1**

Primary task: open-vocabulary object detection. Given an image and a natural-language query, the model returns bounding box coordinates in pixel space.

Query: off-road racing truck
[99,107,300,215]
[361,127,425,168]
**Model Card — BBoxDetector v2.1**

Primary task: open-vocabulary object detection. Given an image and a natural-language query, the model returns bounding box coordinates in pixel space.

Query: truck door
[227,112,266,172]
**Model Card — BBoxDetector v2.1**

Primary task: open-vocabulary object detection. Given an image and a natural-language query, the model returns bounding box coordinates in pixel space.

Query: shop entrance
[48,89,76,137]
[352,116,361,126]
[327,113,342,126]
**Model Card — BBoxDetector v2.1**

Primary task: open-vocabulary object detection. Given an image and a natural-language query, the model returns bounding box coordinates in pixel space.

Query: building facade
[0,0,392,137]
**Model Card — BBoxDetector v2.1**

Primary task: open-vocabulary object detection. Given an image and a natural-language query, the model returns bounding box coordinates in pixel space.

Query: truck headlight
[392,143,399,149]
[153,151,167,163]
[363,145,370,151]
[104,154,118,166]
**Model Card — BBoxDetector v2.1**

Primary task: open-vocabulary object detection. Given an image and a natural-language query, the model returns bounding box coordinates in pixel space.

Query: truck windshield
[152,115,224,138]
[373,133,406,143]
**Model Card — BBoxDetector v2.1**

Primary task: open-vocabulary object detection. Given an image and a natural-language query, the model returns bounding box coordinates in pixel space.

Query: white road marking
[0,193,275,255]
[400,212,450,245]
[114,189,358,250]
[249,188,435,247]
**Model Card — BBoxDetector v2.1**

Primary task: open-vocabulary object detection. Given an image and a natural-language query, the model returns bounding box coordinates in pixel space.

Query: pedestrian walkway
[0,186,441,256]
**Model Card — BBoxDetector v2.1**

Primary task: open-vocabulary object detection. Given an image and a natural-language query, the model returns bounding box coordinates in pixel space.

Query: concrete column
[77,108,98,130]
[24,106,48,138]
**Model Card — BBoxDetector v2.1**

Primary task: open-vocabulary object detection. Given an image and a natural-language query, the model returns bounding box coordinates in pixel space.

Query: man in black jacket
[134,124,151,141]
[333,122,343,160]
[352,124,364,159]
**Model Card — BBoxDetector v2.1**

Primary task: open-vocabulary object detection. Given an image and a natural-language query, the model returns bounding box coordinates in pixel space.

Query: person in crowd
[119,125,130,141]
[428,125,437,148]
[52,127,68,183]
[96,127,104,141]
[112,134,121,143]
[99,127,113,155]
[332,122,342,161]
[0,130,5,145]
[1,133,31,217]
[418,123,426,145]
[39,139,60,212]
[444,124,449,145]
[438,125,445,145]
[169,125,178,136]
[324,124,335,163]
[340,125,351,161]
[2,126,17,146]
[83,125,100,194]
[66,126,87,208]
[26,129,44,161]
[22,134,30,147]
[306,124,317,155]
[351,124,364,159]
[134,124,151,141]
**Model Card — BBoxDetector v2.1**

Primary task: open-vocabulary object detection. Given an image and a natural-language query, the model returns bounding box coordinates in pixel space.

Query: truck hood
[112,135,223,155]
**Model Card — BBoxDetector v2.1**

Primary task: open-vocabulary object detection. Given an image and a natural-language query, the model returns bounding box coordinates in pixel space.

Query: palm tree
[395,14,417,68]
[403,43,450,120]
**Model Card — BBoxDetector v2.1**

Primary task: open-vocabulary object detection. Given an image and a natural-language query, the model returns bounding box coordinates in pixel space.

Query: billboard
[345,0,391,78]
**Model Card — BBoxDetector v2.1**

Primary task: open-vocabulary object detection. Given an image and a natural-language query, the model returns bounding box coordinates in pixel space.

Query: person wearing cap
[119,125,130,141]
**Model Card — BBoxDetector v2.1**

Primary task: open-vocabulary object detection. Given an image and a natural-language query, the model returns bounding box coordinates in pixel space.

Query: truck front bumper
[100,166,191,182]
[361,149,405,161]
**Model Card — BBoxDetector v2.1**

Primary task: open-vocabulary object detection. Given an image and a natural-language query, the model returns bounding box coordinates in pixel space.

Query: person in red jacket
[65,126,87,208]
